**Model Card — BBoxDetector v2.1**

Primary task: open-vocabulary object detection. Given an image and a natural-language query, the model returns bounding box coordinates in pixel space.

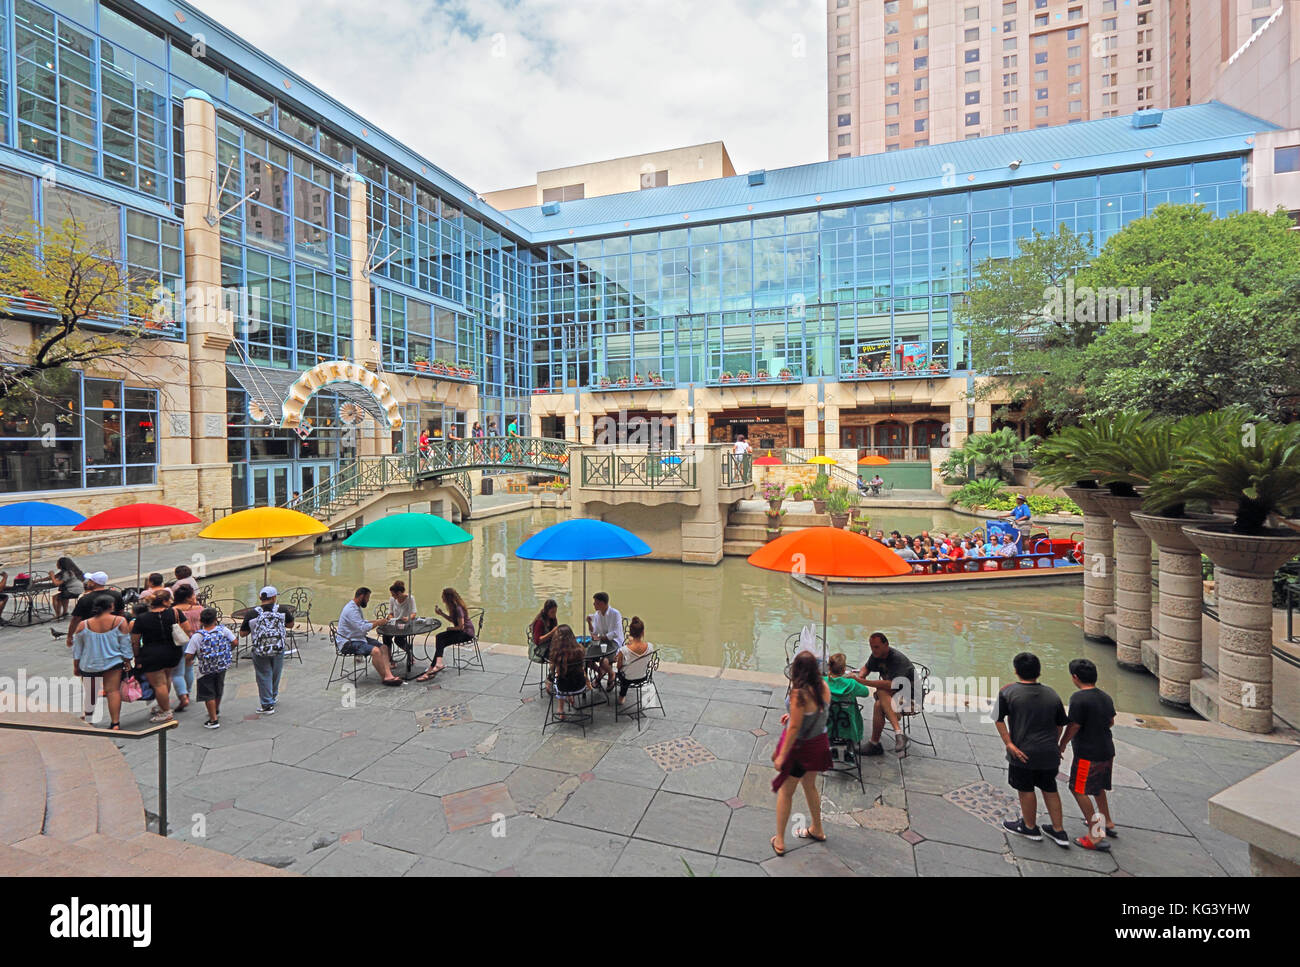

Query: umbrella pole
[822,574,829,667]
[27,526,33,579]
[582,561,588,635]
[136,526,143,590]
[263,541,269,587]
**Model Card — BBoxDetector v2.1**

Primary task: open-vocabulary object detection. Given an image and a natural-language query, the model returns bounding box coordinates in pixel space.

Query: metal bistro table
[1,580,56,626]
[229,606,299,664]
[580,636,619,708]
[377,616,441,679]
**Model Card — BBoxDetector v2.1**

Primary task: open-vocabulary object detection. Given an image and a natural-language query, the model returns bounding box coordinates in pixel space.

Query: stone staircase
[0,714,291,877]
[722,508,828,556]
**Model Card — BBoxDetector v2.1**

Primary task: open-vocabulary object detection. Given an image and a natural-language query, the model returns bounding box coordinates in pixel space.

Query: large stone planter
[1091,493,1152,670]
[1182,523,1300,734]
[1131,511,1228,710]
[1064,486,1116,643]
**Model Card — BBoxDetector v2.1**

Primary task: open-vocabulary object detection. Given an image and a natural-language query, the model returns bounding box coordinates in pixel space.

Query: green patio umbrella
[342,513,473,595]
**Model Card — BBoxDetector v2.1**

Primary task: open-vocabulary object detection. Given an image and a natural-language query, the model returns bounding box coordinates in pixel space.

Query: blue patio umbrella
[515,518,652,628]
[0,501,86,577]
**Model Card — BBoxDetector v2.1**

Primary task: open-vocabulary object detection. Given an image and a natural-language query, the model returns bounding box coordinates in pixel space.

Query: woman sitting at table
[547,625,590,718]
[383,580,417,658]
[615,616,654,705]
[49,556,85,620]
[531,599,559,659]
[416,587,474,681]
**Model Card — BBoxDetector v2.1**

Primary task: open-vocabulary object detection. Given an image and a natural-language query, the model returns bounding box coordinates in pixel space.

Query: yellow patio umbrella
[199,507,328,586]
[807,456,838,465]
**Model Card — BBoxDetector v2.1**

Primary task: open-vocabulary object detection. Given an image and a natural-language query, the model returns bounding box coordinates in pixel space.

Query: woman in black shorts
[130,589,190,723]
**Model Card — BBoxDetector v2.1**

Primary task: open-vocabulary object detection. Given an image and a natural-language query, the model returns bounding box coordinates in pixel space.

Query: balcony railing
[708,368,803,387]
[721,452,753,486]
[580,450,697,488]
[385,362,477,383]
[590,377,671,392]
[839,359,949,380]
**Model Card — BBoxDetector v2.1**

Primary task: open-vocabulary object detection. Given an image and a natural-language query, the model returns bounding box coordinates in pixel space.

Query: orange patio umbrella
[748,526,910,662]
[858,454,891,466]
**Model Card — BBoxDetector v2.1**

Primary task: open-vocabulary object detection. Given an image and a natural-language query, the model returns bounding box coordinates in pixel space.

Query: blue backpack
[195,627,233,675]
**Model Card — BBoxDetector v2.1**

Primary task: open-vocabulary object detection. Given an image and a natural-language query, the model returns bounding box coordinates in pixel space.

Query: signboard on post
[403,548,419,571]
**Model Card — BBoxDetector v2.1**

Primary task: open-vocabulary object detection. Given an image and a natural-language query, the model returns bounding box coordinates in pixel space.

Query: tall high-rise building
[826,0,1289,159]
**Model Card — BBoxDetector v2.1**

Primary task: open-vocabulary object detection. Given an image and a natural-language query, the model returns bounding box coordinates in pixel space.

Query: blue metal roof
[508,103,1275,242]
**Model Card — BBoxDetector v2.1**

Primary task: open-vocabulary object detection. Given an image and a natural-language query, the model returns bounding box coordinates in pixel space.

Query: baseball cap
[1015,494,1027,501]
[260,586,279,599]
[87,571,109,585]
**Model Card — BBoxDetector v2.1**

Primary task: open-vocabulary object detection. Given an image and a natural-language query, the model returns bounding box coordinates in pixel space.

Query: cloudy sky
[199,0,828,193]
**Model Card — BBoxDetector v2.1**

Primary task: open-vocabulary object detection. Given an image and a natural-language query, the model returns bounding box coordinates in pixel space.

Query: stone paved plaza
[4,620,1296,877]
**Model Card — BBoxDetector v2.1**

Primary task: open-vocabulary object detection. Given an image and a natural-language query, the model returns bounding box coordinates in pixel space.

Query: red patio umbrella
[74,502,202,589]
[753,454,783,467]
[748,526,910,662]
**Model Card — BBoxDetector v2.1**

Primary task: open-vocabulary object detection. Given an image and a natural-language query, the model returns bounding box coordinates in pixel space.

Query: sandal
[794,827,827,843]
[149,711,173,724]
[770,836,785,857]
[108,722,120,731]
[415,668,438,683]
[382,677,404,687]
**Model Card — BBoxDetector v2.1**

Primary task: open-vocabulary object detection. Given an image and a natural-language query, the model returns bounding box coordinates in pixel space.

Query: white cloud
[193,0,828,193]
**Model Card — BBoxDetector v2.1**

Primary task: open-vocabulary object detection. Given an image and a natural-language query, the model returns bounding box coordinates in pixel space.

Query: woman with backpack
[71,596,133,730]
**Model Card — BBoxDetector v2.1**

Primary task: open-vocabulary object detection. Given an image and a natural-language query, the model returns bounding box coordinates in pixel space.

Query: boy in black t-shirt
[995,652,1070,847]
[1059,657,1118,851]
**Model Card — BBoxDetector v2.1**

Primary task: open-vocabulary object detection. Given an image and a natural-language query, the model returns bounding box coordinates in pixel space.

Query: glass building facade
[0,0,1260,504]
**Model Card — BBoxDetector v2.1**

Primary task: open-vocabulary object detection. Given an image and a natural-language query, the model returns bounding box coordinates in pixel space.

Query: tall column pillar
[802,405,819,451]
[181,89,233,518]
[1064,487,1115,643]
[1094,494,1152,670]
[349,175,379,370]
[1133,513,1223,709]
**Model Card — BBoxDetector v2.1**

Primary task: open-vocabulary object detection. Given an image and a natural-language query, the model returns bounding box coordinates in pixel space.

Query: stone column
[1064,487,1115,643]
[181,89,233,518]
[348,175,378,369]
[1132,512,1224,709]
[1093,494,1152,670]
[1183,525,1300,733]
[802,405,819,451]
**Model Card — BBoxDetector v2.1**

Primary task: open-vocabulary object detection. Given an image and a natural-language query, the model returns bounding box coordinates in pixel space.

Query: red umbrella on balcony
[753,453,783,467]
[74,503,202,589]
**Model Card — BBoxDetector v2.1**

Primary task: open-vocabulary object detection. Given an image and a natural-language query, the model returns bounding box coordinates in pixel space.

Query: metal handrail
[721,452,753,486]
[581,450,697,488]
[416,436,570,476]
[0,717,178,836]
[782,448,860,492]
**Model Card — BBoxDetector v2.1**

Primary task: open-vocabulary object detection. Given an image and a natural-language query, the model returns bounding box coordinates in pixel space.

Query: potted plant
[757,369,769,381]
[761,479,784,513]
[413,353,430,371]
[1144,407,1300,732]
[736,369,751,381]
[808,474,830,515]
[720,371,732,382]
[616,376,629,387]
[787,483,806,502]
[765,509,785,542]
[826,487,852,528]
[856,364,869,377]
[599,376,611,388]
[779,367,793,380]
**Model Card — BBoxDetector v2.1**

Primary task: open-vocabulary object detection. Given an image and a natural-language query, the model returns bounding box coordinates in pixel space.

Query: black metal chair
[211,599,249,664]
[827,698,865,791]
[882,663,936,758]
[520,623,550,693]
[449,607,485,674]
[543,666,595,738]
[283,586,315,640]
[326,620,371,688]
[613,650,664,732]
[196,584,215,607]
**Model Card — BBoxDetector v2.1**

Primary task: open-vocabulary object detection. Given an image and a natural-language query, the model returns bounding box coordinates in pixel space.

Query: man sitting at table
[586,591,622,691]
[849,632,916,755]
[336,587,403,687]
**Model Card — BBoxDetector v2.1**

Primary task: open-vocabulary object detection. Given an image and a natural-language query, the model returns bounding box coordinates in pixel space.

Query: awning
[227,362,388,426]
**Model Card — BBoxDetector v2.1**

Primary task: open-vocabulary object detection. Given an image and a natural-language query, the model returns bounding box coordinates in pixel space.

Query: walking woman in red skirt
[771,651,833,855]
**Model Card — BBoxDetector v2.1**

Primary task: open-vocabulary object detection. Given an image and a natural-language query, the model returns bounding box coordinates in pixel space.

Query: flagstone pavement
[4,621,1296,877]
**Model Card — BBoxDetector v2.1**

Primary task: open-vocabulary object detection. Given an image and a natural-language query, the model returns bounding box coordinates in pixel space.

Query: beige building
[482,142,736,211]
[826,0,1287,159]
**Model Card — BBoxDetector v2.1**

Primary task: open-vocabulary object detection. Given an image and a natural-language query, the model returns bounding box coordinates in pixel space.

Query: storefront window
[0,373,157,494]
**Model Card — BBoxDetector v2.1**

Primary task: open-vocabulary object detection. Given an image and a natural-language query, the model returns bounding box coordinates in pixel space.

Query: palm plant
[1143,407,1300,535]
[1032,413,1155,492]
[953,427,1039,481]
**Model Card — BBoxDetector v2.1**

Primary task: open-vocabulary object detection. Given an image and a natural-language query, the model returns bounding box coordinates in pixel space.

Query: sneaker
[262,704,276,715]
[256,705,271,714]
[862,741,884,757]
[1002,818,1042,841]
[203,719,220,730]
[1042,824,1071,848]
[149,711,174,724]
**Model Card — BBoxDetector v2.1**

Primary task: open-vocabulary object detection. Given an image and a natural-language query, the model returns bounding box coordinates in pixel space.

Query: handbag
[169,608,189,647]
[120,675,143,703]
